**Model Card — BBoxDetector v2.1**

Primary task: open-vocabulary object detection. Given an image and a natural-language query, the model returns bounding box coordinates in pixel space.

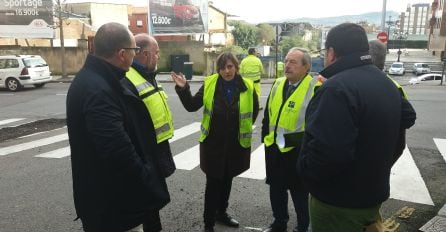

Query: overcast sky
[64,0,432,24]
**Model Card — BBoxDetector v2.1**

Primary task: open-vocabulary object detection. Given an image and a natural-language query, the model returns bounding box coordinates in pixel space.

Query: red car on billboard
[173,0,200,25]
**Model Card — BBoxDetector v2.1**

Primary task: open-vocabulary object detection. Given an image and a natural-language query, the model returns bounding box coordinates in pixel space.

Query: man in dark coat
[66,22,170,232]
[297,23,416,231]
[121,33,176,232]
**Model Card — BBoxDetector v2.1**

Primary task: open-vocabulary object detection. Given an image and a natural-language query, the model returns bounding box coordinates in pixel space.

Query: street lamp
[394,31,408,62]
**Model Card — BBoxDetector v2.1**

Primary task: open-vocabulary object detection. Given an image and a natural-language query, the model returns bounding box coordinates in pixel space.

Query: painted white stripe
[0,118,26,126]
[238,145,266,180]
[19,126,67,139]
[434,138,446,164]
[173,145,200,170]
[35,146,70,158]
[0,133,68,156]
[390,146,434,205]
[170,122,200,143]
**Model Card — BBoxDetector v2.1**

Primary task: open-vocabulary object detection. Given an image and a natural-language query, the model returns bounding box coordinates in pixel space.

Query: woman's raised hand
[171,72,187,88]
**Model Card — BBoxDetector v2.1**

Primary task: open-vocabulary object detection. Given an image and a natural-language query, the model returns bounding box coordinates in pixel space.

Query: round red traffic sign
[377,32,388,43]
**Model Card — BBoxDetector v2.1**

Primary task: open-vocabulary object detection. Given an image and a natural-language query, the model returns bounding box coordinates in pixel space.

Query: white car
[0,55,52,91]
[388,62,405,75]
[409,73,444,85]
[412,63,431,76]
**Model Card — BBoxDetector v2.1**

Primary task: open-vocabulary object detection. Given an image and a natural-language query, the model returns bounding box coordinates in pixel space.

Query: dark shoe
[216,213,239,227]
[204,226,214,232]
[262,225,287,232]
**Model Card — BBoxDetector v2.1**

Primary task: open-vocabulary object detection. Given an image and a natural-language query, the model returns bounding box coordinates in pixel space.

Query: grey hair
[288,47,312,71]
[368,40,387,70]
[94,22,133,58]
[135,33,157,50]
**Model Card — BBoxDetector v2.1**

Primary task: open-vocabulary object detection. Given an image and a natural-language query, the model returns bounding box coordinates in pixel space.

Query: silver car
[388,62,405,76]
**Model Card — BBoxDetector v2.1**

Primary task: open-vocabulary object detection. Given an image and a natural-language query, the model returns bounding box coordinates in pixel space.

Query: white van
[0,55,52,91]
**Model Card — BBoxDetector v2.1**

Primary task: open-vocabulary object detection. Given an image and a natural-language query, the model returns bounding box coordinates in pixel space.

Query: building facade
[400,3,431,35]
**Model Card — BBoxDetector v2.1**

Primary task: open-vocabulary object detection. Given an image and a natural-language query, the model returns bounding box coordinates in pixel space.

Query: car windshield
[23,57,48,68]
[392,63,403,68]
[421,64,429,68]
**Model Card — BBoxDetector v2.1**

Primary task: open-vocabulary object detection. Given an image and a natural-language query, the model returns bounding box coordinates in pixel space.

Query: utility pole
[57,0,67,78]
[381,0,387,31]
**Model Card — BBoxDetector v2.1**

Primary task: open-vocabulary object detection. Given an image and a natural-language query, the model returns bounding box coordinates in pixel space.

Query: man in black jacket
[297,23,416,231]
[122,34,176,232]
[67,23,170,232]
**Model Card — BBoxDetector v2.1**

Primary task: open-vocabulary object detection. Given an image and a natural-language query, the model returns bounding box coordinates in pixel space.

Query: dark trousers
[203,175,233,228]
[143,210,162,232]
[269,183,309,232]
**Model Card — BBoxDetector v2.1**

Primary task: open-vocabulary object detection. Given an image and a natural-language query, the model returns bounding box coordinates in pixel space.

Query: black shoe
[204,226,214,232]
[216,213,239,227]
[262,225,287,232]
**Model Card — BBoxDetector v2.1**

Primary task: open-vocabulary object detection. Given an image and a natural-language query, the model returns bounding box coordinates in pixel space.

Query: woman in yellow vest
[171,52,259,232]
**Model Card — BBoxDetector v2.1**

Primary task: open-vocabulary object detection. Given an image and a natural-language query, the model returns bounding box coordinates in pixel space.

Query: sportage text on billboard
[149,0,208,35]
[0,0,54,38]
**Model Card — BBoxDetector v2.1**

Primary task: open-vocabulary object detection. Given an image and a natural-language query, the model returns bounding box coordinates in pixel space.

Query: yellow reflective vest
[126,67,174,143]
[264,74,320,153]
[240,55,263,83]
[388,75,408,99]
[199,74,254,148]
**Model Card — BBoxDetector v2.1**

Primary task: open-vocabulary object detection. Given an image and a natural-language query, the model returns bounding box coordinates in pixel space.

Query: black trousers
[203,175,233,228]
[269,183,309,232]
[143,210,162,232]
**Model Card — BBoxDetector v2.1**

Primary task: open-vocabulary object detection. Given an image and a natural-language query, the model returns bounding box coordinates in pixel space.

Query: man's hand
[171,72,187,88]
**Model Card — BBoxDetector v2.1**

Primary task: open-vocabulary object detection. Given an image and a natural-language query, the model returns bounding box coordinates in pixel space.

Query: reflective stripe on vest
[126,67,174,143]
[264,74,319,153]
[199,74,254,148]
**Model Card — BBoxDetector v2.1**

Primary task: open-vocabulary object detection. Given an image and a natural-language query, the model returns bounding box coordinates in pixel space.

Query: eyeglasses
[122,47,141,53]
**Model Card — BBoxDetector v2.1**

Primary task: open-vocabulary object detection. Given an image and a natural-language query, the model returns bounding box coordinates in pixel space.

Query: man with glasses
[67,23,170,232]
[297,23,416,232]
[122,33,175,232]
[261,47,320,232]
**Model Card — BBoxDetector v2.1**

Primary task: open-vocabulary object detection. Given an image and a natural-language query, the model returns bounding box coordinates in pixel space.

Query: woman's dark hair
[216,52,239,71]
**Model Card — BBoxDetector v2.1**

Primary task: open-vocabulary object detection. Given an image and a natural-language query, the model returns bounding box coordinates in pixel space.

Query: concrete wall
[158,40,205,74]
[0,40,207,75]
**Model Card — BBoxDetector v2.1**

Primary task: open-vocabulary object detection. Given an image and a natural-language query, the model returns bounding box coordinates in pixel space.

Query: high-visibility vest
[264,74,319,153]
[126,67,174,143]
[388,75,408,99]
[240,55,263,83]
[199,74,254,148]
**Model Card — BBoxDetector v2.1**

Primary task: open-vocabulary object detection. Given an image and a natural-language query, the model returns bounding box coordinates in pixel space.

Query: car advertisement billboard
[0,0,54,38]
[149,0,208,35]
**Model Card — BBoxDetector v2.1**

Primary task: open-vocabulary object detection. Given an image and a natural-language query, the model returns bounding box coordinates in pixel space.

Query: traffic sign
[377,32,388,43]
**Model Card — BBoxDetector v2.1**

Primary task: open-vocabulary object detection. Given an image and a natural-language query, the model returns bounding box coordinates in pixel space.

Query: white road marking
[35,146,70,158]
[0,118,26,126]
[19,126,66,139]
[434,138,446,164]
[390,146,434,205]
[0,133,68,156]
[173,145,200,170]
[239,145,266,180]
[170,122,200,142]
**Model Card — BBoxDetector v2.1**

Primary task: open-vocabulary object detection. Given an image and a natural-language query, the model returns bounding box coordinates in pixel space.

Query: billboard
[149,0,208,35]
[0,0,54,38]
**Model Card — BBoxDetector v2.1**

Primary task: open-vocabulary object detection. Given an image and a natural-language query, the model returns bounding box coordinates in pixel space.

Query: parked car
[409,73,443,85]
[412,63,431,75]
[0,55,52,91]
[388,62,405,75]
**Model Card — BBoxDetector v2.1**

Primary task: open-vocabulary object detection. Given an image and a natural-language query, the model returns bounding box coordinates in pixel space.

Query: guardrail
[384,61,443,73]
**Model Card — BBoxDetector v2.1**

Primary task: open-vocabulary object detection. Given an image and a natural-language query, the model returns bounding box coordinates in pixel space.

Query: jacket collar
[131,61,157,81]
[319,52,372,79]
[217,74,247,92]
[84,54,127,92]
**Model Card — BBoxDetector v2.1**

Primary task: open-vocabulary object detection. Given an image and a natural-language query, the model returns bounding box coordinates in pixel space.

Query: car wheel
[6,77,22,91]
[34,83,45,88]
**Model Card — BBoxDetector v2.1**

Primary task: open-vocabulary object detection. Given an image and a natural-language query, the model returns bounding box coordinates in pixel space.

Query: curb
[419,204,446,231]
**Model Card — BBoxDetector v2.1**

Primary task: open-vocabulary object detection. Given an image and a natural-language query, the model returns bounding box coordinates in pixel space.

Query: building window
[137,20,143,27]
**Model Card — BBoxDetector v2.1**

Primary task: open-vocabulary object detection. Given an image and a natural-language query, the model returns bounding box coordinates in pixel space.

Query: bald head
[369,40,387,70]
[94,22,133,59]
[134,33,160,72]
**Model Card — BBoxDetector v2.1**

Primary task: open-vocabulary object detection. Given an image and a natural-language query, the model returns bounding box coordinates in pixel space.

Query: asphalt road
[0,80,445,232]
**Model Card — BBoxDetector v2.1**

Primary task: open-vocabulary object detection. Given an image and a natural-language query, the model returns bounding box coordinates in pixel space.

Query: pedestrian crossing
[1,118,446,206]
